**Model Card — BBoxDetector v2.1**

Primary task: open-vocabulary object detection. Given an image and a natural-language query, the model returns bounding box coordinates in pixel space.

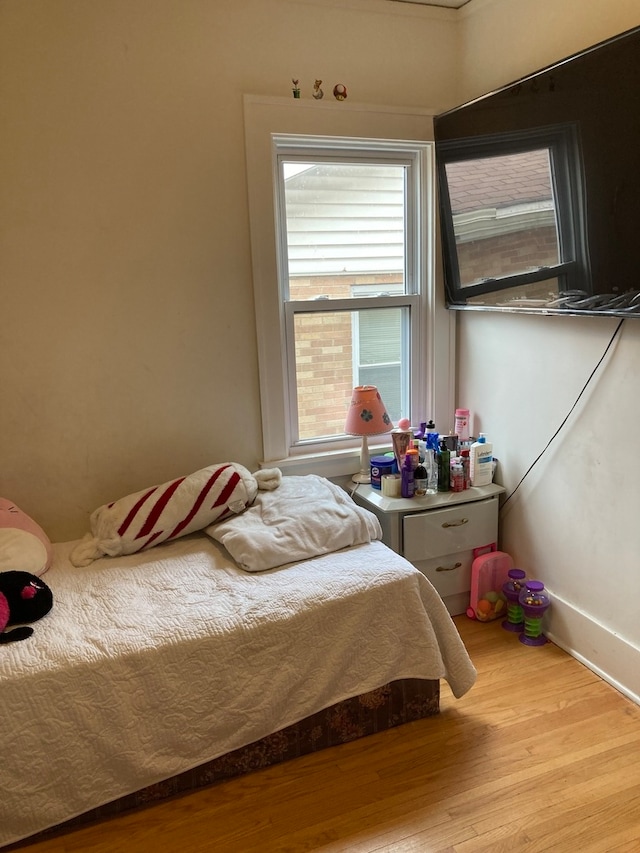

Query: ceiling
[385,0,471,8]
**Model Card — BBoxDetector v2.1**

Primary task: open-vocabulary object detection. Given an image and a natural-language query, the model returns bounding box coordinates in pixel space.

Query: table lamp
[345,385,393,484]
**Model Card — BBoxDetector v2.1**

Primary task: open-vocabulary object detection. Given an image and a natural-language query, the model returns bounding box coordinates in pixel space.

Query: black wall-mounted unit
[434,26,640,317]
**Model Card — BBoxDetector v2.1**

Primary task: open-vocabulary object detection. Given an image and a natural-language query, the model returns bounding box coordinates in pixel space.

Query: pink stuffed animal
[0,499,53,577]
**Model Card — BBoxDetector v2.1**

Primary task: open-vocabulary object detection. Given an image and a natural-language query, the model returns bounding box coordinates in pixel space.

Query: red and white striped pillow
[70,463,276,567]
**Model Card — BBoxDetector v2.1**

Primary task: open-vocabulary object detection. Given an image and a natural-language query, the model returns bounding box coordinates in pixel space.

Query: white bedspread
[0,534,476,848]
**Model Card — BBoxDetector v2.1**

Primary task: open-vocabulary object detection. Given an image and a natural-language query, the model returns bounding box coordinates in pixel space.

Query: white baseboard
[544,589,640,707]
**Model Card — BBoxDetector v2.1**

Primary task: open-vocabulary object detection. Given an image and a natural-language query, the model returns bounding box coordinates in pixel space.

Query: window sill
[260,442,395,479]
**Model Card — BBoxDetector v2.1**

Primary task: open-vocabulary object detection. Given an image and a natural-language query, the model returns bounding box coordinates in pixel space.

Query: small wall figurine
[313,80,324,100]
[292,78,301,98]
[333,83,347,101]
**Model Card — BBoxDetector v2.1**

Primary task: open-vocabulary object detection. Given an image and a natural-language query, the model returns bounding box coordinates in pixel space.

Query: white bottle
[469,433,493,487]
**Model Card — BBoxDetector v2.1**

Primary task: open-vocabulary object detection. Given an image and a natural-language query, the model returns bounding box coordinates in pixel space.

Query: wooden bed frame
[12,677,438,847]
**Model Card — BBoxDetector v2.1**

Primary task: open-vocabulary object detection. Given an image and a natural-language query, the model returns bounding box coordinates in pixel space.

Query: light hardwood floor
[14,617,640,853]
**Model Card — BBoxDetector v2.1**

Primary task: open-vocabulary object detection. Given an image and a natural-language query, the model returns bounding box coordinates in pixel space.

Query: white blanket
[205,474,382,571]
[1,534,476,848]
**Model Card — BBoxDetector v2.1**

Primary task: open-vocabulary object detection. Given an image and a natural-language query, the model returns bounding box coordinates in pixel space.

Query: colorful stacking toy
[518,580,550,646]
[501,568,527,633]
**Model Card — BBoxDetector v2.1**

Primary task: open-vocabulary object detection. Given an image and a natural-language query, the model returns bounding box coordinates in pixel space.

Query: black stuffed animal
[0,571,53,644]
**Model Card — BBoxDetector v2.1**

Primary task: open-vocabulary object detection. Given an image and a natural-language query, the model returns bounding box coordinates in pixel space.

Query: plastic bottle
[424,447,438,494]
[400,455,415,498]
[454,408,470,442]
[414,463,427,496]
[460,448,471,489]
[450,460,464,492]
[423,421,439,494]
[469,433,493,487]
[437,439,450,491]
[405,442,419,471]
[425,419,437,440]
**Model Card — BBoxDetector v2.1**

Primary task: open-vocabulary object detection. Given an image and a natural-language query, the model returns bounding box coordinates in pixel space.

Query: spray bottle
[424,420,439,494]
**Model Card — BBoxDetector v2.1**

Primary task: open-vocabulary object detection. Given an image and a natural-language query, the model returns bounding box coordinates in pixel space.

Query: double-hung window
[243,97,452,475]
[276,140,423,446]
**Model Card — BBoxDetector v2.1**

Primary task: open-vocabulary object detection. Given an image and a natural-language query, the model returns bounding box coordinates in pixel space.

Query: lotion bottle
[469,433,493,487]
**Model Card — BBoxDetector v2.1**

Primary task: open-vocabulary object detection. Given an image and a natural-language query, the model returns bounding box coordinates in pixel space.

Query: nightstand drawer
[412,549,474,598]
[402,496,498,562]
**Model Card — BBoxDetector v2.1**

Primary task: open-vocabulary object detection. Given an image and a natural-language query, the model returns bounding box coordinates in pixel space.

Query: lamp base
[351,434,372,485]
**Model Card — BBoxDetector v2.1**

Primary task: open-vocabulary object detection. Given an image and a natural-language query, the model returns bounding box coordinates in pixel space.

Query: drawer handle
[436,561,463,573]
[441,518,469,528]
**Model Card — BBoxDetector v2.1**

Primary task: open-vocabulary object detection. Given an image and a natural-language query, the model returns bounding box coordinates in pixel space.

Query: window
[243,96,453,474]
[436,125,589,308]
[276,144,422,445]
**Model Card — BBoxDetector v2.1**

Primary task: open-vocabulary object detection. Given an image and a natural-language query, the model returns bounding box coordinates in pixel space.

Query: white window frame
[243,95,455,477]
[277,138,421,448]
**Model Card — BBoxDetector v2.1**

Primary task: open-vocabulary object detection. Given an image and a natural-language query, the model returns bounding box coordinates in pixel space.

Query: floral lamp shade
[345,385,393,483]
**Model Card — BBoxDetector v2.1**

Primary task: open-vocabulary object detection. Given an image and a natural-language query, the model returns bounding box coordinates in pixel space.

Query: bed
[1,474,477,849]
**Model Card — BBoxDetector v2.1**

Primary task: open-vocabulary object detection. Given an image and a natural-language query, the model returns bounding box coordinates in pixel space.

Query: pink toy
[467,550,514,622]
[0,498,53,577]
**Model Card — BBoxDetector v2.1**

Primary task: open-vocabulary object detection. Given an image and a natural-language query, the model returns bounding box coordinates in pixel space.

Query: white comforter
[1,534,476,848]
[205,474,383,571]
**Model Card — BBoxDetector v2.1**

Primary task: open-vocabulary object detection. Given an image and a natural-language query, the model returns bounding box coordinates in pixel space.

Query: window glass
[282,162,407,299]
[435,123,588,308]
[355,306,404,420]
[280,150,418,447]
[444,148,561,289]
[292,305,407,441]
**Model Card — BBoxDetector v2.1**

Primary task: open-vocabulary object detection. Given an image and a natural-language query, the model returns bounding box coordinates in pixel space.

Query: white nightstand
[352,483,506,616]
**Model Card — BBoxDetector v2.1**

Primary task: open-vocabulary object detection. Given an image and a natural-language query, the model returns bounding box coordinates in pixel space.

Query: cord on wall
[501,318,625,510]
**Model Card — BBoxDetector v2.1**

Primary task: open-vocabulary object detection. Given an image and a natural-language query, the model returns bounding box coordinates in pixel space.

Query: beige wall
[0,0,458,540]
[455,0,640,699]
[458,0,639,103]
